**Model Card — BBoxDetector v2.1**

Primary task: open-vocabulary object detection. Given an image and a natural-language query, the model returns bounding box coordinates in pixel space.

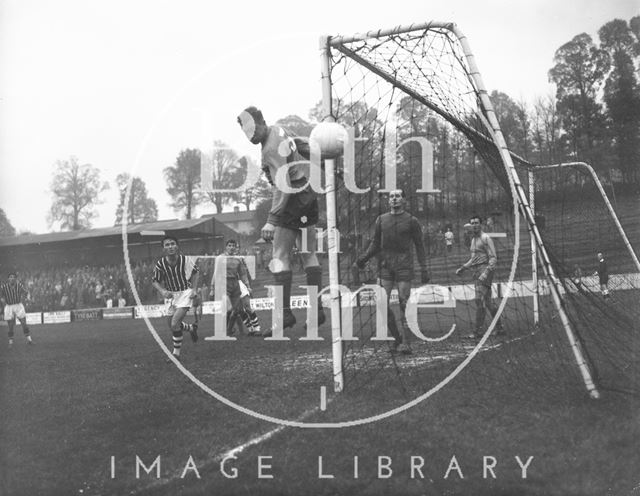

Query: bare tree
[203,141,246,213]
[48,156,109,230]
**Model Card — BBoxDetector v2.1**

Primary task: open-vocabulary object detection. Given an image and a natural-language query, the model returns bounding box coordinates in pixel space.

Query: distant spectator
[435,229,445,256]
[116,290,127,308]
[535,212,546,231]
[572,264,583,290]
[445,228,454,254]
[593,252,610,299]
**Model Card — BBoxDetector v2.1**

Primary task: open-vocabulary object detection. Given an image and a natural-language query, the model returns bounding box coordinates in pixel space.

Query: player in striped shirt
[151,236,200,360]
[1,272,33,346]
[456,215,505,339]
[356,190,429,355]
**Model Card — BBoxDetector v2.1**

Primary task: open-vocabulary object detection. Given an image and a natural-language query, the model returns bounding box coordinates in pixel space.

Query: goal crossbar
[321,22,601,398]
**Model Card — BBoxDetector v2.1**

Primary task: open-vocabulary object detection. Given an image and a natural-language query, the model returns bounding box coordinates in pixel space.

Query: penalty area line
[134,403,331,493]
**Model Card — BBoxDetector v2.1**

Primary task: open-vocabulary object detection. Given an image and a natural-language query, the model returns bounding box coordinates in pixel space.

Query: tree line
[1,16,636,236]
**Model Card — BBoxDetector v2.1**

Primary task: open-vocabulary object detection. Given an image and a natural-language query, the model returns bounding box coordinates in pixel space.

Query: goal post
[526,161,640,274]
[319,22,601,398]
[320,36,345,393]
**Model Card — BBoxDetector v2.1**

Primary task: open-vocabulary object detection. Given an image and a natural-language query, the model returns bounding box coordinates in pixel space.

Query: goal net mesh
[323,23,640,413]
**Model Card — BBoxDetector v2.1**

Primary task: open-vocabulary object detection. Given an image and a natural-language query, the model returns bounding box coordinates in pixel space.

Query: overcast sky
[1,0,637,234]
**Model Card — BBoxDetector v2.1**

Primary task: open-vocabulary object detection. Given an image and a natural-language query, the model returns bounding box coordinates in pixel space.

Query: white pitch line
[135,404,328,494]
[135,331,540,493]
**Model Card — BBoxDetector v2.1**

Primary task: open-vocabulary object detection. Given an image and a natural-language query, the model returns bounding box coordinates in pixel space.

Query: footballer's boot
[465,330,484,341]
[304,304,326,332]
[494,323,506,337]
[189,323,199,343]
[262,308,296,337]
[398,343,413,355]
[166,353,181,363]
[247,316,262,336]
[283,308,297,330]
[317,305,326,326]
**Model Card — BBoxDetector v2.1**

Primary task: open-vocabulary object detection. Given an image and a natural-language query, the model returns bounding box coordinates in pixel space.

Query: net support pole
[530,162,640,273]
[452,25,600,399]
[320,35,344,393]
[528,170,539,325]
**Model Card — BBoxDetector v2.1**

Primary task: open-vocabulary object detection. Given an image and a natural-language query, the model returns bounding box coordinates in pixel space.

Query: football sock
[305,265,324,313]
[180,322,193,333]
[305,265,322,294]
[248,310,260,331]
[399,298,410,344]
[274,271,293,310]
[387,308,401,343]
[172,331,183,355]
[241,309,251,328]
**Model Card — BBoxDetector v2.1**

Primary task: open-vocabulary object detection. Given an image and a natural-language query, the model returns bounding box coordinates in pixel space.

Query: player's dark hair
[161,235,179,246]
[469,214,483,223]
[8,271,17,277]
[226,239,238,246]
[388,188,405,197]
[240,106,265,125]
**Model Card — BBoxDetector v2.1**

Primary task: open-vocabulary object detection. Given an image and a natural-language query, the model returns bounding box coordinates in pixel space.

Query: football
[309,121,348,159]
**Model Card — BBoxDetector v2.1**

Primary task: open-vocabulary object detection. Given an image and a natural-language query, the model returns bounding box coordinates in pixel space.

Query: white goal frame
[319,21,601,398]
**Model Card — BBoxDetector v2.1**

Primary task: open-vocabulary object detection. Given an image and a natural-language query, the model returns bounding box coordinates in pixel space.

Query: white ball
[310,121,348,159]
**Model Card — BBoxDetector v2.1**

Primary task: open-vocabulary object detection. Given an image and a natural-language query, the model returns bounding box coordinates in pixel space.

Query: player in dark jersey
[210,239,261,336]
[356,189,429,354]
[151,236,199,361]
[1,272,33,347]
[237,106,324,336]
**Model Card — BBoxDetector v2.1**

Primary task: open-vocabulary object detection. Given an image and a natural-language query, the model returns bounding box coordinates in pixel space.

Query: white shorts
[164,289,194,316]
[239,280,250,298]
[4,303,26,321]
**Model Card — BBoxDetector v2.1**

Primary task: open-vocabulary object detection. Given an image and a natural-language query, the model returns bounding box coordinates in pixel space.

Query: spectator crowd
[8,261,160,312]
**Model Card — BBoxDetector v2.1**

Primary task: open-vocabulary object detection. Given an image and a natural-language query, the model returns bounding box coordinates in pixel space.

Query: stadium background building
[0,215,240,272]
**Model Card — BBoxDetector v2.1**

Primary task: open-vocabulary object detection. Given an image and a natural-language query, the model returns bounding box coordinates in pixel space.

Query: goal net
[524,162,640,395]
[319,22,640,408]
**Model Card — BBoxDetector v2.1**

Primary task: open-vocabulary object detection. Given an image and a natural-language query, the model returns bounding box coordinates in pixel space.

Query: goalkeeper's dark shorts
[379,265,414,282]
[270,187,319,230]
[226,279,241,300]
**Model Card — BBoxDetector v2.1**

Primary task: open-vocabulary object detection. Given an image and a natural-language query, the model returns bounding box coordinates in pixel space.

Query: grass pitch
[1,304,639,496]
